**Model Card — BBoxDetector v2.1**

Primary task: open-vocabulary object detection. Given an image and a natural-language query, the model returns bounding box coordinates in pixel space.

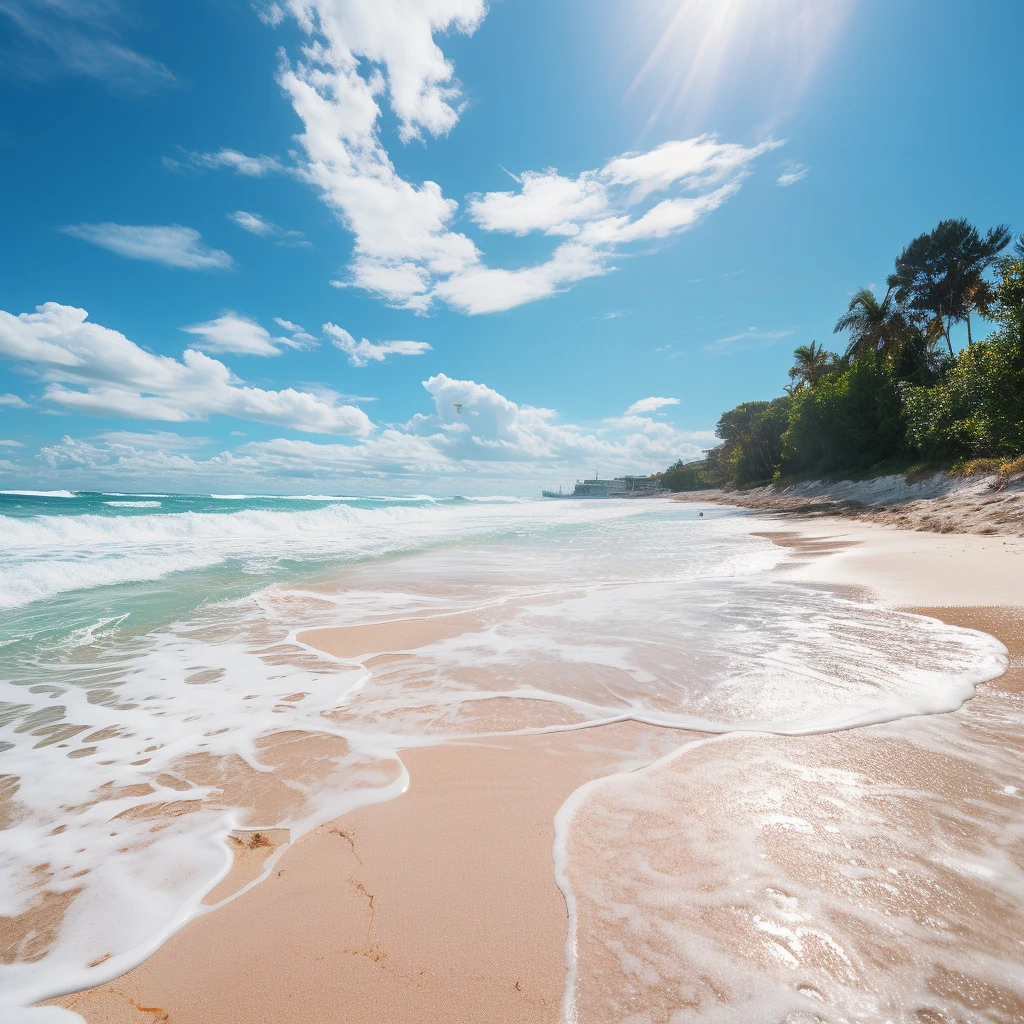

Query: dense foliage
[660,222,1024,491]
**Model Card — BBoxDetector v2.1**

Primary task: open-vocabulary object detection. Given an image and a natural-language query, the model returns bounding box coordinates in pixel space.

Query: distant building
[540,474,665,498]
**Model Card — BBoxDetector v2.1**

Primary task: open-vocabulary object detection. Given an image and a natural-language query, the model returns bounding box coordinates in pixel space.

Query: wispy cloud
[0,0,173,91]
[705,327,794,352]
[0,439,24,447]
[777,164,809,187]
[60,223,234,271]
[99,430,213,450]
[324,324,432,368]
[0,393,29,408]
[165,148,284,177]
[227,210,309,247]
[274,318,318,348]
[625,396,680,415]
[0,302,372,436]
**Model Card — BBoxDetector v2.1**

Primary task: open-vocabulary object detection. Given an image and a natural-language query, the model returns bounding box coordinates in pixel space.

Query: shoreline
[46,509,1024,1022]
[671,472,1024,537]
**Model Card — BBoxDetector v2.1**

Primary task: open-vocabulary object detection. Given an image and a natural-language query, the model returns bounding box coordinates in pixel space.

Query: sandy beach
[40,505,1024,1023]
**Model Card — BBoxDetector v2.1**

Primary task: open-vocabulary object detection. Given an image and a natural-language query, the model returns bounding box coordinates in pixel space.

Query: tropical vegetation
[661,219,1024,490]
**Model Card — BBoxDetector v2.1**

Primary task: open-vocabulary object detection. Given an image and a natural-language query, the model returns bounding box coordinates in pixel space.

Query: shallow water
[0,492,1012,1019]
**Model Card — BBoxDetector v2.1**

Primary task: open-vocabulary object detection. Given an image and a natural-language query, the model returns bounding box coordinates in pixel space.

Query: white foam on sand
[0,505,1010,1017]
[556,690,1024,1023]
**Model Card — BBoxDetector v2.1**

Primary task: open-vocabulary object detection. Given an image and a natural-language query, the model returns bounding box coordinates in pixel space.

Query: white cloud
[228,210,277,236]
[0,0,174,90]
[253,2,286,27]
[60,224,234,270]
[179,149,284,176]
[0,439,24,447]
[777,164,809,187]
[0,393,30,408]
[705,328,794,352]
[469,169,608,236]
[227,210,309,246]
[260,4,774,314]
[33,374,706,492]
[273,318,319,349]
[625,397,679,415]
[0,303,372,436]
[324,323,431,367]
[603,136,780,197]
[99,430,213,450]
[182,313,287,357]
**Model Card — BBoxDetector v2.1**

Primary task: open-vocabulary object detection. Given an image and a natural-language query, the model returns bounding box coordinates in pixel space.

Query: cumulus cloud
[0,393,30,408]
[258,3,775,314]
[0,0,174,91]
[31,374,707,492]
[470,169,608,236]
[181,313,292,357]
[0,303,371,436]
[60,223,234,270]
[625,396,679,415]
[324,323,432,367]
[777,164,809,187]
[227,210,309,246]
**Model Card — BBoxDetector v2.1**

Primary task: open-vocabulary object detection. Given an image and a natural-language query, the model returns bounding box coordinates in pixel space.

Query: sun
[623,0,854,130]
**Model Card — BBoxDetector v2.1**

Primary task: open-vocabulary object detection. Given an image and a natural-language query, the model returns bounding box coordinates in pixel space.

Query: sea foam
[0,498,1009,1017]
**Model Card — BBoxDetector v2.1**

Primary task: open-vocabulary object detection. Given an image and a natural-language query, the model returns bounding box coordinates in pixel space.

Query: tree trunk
[966,313,973,347]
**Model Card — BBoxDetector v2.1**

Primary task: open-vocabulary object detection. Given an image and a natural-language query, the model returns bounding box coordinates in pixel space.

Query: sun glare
[624,0,854,131]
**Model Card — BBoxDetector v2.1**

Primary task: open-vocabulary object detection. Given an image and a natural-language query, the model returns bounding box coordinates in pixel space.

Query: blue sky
[0,0,1021,494]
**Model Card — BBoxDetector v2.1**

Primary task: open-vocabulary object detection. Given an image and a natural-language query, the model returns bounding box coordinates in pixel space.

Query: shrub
[905,333,1024,459]
[780,355,907,476]
[714,397,792,487]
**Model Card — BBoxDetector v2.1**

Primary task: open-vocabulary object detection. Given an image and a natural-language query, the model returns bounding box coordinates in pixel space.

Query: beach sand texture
[41,514,1024,1023]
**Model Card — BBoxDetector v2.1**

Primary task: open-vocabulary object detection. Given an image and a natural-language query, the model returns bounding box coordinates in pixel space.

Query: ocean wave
[0,498,659,609]
[0,489,77,497]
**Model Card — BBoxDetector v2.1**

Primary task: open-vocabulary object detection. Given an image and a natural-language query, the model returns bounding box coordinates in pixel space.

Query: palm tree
[888,219,1012,352]
[787,341,834,388]
[834,287,908,359]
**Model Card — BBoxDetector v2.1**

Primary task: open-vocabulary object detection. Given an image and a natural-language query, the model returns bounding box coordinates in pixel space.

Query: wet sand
[47,726,688,1024]
[46,515,1024,1023]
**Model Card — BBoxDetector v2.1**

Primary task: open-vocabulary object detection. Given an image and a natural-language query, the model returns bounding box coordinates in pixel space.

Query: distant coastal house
[543,474,665,498]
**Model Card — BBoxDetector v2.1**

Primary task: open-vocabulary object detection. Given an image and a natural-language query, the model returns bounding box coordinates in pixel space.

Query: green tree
[780,355,907,476]
[905,248,1024,458]
[715,397,792,486]
[787,341,836,389]
[888,219,1012,354]
[833,288,909,359]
